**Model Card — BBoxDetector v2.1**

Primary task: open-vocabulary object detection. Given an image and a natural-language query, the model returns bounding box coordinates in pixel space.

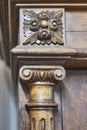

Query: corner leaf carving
[23,9,64,46]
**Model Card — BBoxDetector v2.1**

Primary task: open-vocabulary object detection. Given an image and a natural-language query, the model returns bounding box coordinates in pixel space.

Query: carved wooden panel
[19,8,65,46]
[10,3,87,50]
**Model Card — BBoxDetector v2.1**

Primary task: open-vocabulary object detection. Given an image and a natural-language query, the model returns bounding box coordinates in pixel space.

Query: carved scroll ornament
[23,9,64,46]
[19,65,66,130]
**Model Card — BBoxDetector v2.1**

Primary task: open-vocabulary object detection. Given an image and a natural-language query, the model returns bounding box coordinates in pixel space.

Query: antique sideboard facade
[1,1,87,130]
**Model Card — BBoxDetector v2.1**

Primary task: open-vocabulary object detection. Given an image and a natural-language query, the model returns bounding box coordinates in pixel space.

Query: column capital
[19,65,66,84]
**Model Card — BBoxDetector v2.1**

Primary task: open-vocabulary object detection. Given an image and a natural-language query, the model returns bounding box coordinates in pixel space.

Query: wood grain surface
[66,11,87,31]
[62,70,87,130]
[66,32,87,48]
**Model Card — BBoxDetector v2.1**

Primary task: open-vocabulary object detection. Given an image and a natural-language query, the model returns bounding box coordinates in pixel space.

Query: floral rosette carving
[23,9,64,45]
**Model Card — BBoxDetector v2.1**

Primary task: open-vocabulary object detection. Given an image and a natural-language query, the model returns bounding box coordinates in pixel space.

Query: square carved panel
[19,8,65,47]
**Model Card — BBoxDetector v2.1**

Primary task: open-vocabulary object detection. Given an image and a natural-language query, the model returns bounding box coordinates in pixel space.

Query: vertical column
[26,83,57,130]
[19,66,66,130]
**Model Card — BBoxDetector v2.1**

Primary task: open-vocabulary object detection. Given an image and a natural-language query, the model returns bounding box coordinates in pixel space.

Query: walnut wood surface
[62,70,87,130]
[66,11,87,31]
[66,32,87,48]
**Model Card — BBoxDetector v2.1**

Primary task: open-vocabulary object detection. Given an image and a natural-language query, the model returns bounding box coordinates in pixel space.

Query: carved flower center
[52,21,57,27]
[41,31,48,38]
[38,29,51,40]
[41,20,48,28]
[50,20,58,31]
[32,21,37,26]
[30,20,38,31]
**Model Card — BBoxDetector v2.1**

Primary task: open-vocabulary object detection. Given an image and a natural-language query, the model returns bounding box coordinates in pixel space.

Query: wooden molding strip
[16,3,87,7]
[11,45,87,57]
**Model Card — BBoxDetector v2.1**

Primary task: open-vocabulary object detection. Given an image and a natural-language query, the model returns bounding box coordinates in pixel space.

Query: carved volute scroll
[19,65,66,130]
[22,9,65,46]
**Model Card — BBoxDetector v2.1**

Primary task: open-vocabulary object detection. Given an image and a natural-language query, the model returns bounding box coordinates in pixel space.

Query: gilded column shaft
[19,66,66,130]
[26,83,56,130]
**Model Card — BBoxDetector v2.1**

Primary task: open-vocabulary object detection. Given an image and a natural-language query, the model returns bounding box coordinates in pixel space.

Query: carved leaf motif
[54,33,63,45]
[23,10,37,20]
[51,35,57,45]
[23,20,30,25]
[23,33,37,45]
[37,11,50,20]
[54,10,63,19]
[38,71,47,81]
[29,10,37,18]
[19,66,66,83]
[40,72,45,80]
[49,11,55,20]
[57,20,62,25]
[58,25,63,32]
